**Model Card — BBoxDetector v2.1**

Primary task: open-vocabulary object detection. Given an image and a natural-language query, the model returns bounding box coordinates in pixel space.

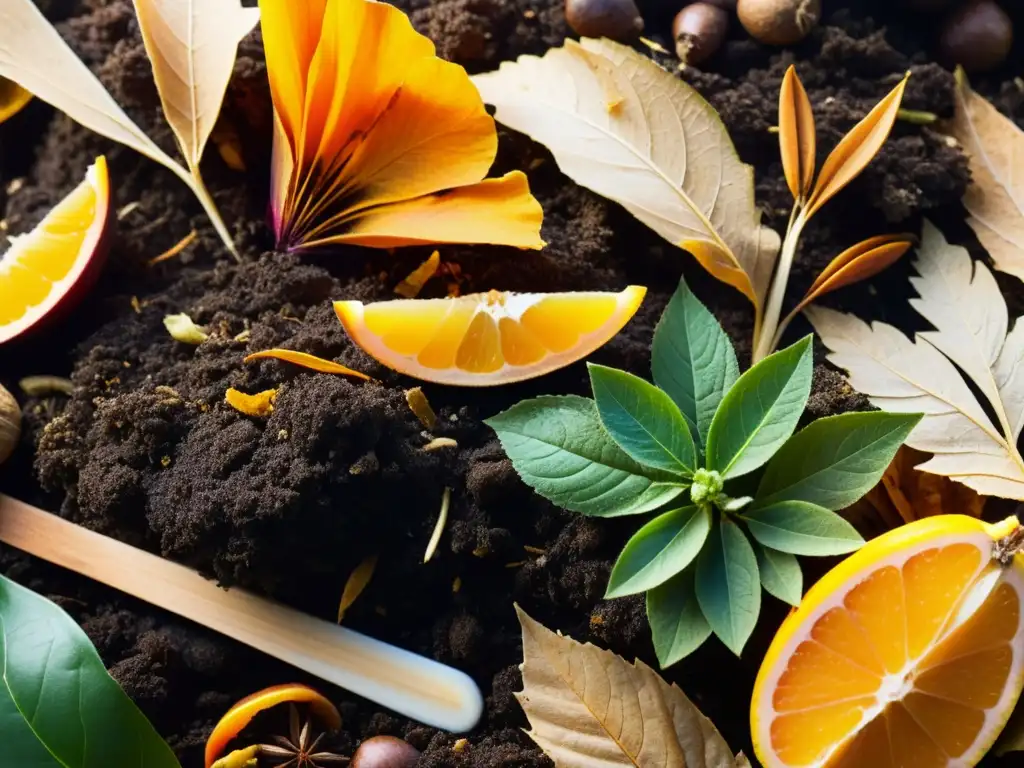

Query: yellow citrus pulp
[752,514,1024,768]
[0,157,110,343]
[334,286,646,385]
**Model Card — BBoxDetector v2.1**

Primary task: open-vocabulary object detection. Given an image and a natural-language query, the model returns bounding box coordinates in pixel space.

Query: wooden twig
[0,495,483,732]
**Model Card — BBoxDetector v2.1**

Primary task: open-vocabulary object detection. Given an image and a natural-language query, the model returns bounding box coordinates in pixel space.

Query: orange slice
[752,515,1024,768]
[0,157,111,344]
[334,286,646,386]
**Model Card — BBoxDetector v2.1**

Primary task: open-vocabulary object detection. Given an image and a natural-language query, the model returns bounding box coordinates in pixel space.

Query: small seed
[350,735,420,768]
[737,0,820,46]
[564,0,644,41]
[938,0,1013,74]
[673,3,729,65]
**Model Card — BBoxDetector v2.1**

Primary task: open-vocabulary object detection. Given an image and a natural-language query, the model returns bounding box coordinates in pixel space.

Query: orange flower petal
[305,172,545,250]
[244,348,371,380]
[205,684,341,768]
[225,387,278,417]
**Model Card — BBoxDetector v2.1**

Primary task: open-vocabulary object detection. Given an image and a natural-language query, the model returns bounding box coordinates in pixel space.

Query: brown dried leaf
[244,349,371,381]
[778,65,815,201]
[515,605,744,768]
[947,69,1024,284]
[805,75,908,218]
[337,555,377,624]
[395,251,441,298]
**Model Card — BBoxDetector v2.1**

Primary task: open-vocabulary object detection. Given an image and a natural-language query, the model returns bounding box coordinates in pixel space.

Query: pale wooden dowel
[0,494,483,732]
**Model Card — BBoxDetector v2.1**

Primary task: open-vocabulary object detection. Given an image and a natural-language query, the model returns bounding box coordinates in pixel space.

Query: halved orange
[0,156,111,344]
[334,286,646,385]
[752,515,1024,768]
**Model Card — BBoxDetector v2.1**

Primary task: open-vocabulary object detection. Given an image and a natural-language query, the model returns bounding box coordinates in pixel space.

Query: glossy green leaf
[695,518,760,656]
[755,545,803,607]
[651,276,739,445]
[606,505,711,597]
[647,567,712,668]
[706,336,813,479]
[589,363,696,475]
[754,412,922,510]
[486,395,686,517]
[744,500,864,556]
[0,574,181,768]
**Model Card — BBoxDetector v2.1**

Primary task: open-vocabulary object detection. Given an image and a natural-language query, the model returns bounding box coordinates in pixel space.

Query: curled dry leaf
[337,554,377,623]
[0,76,31,124]
[395,251,441,298]
[515,605,746,768]
[947,68,1024,284]
[778,65,815,202]
[244,349,370,381]
[808,222,1024,499]
[473,38,780,313]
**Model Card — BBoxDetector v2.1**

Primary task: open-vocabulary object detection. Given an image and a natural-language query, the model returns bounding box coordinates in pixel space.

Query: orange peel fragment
[244,348,371,381]
[225,387,278,417]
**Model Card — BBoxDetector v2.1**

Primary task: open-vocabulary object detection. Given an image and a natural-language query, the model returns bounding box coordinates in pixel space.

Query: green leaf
[695,518,760,656]
[706,336,813,480]
[754,412,922,510]
[487,395,686,517]
[647,567,712,668]
[0,574,182,768]
[755,545,803,607]
[651,276,739,445]
[589,363,696,474]
[606,505,711,597]
[744,501,864,556]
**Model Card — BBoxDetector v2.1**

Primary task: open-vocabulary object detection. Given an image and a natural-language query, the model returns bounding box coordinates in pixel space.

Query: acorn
[737,0,820,46]
[565,0,644,40]
[0,384,20,467]
[938,0,1013,73]
[673,3,730,65]
[350,736,420,768]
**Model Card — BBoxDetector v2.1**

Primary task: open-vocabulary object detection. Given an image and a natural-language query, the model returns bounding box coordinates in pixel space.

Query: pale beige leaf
[132,0,259,167]
[948,71,1024,284]
[807,224,1024,501]
[0,0,179,174]
[473,39,779,309]
[515,605,743,768]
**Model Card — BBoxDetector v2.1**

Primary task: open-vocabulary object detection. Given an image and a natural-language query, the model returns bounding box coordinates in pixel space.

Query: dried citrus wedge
[334,286,646,386]
[0,156,111,344]
[752,514,1024,768]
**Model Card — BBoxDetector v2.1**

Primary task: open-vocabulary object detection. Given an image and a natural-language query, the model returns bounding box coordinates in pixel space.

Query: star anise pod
[257,705,348,767]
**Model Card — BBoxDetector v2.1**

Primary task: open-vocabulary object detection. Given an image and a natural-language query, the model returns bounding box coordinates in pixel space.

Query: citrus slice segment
[0,156,111,344]
[752,515,1024,768]
[334,286,646,385]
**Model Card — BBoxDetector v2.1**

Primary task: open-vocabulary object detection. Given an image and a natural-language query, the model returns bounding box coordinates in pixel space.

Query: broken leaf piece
[225,387,277,418]
[809,222,1024,499]
[947,68,1024,285]
[473,38,779,312]
[405,387,437,429]
[244,348,370,381]
[205,683,341,768]
[424,487,451,563]
[0,76,31,123]
[395,251,441,298]
[334,286,646,386]
[259,0,543,252]
[337,555,377,623]
[164,313,209,344]
[515,605,746,767]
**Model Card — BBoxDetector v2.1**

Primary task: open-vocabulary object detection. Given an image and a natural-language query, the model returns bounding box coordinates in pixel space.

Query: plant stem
[753,206,807,363]
[186,163,240,262]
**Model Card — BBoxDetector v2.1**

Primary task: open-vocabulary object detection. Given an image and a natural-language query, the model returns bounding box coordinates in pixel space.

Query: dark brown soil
[2,0,1022,765]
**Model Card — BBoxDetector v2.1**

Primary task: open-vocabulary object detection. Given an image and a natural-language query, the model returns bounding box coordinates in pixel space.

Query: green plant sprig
[487,277,921,665]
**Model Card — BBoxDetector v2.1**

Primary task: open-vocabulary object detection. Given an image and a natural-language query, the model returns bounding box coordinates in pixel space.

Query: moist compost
[0,0,1020,765]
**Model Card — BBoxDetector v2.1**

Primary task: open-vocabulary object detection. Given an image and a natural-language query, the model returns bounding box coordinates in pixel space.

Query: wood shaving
[405,387,437,429]
[423,487,451,564]
[337,555,378,624]
[422,437,458,452]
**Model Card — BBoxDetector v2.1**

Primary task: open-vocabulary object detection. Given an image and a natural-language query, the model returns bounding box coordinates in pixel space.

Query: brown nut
[350,736,420,768]
[673,3,730,64]
[938,0,1013,74]
[0,384,20,466]
[565,0,644,40]
[737,0,820,45]
[686,0,737,9]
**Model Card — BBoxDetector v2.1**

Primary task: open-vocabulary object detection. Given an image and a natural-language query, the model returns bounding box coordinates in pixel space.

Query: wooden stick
[0,494,483,732]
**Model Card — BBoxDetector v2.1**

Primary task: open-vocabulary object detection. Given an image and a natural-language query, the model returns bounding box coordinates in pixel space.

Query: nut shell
[673,3,730,64]
[0,385,21,466]
[737,0,820,46]
[350,736,420,768]
[938,0,1013,74]
[565,0,644,40]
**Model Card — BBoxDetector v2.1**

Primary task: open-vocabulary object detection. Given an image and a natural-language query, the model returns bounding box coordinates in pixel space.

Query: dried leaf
[395,251,441,298]
[0,76,31,124]
[424,487,451,564]
[225,387,277,418]
[405,387,437,430]
[805,74,908,218]
[164,313,209,344]
[515,605,744,768]
[778,65,815,201]
[947,69,1024,284]
[244,349,371,381]
[0,0,238,255]
[261,0,542,252]
[808,222,1024,499]
[337,555,377,623]
[473,38,780,310]
[131,0,259,168]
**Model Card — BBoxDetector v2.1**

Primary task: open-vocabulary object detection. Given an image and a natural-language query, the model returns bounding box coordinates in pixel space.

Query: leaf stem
[754,205,807,363]
[178,161,240,262]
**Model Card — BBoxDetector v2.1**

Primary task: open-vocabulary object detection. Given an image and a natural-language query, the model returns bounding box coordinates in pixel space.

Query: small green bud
[690,468,723,505]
